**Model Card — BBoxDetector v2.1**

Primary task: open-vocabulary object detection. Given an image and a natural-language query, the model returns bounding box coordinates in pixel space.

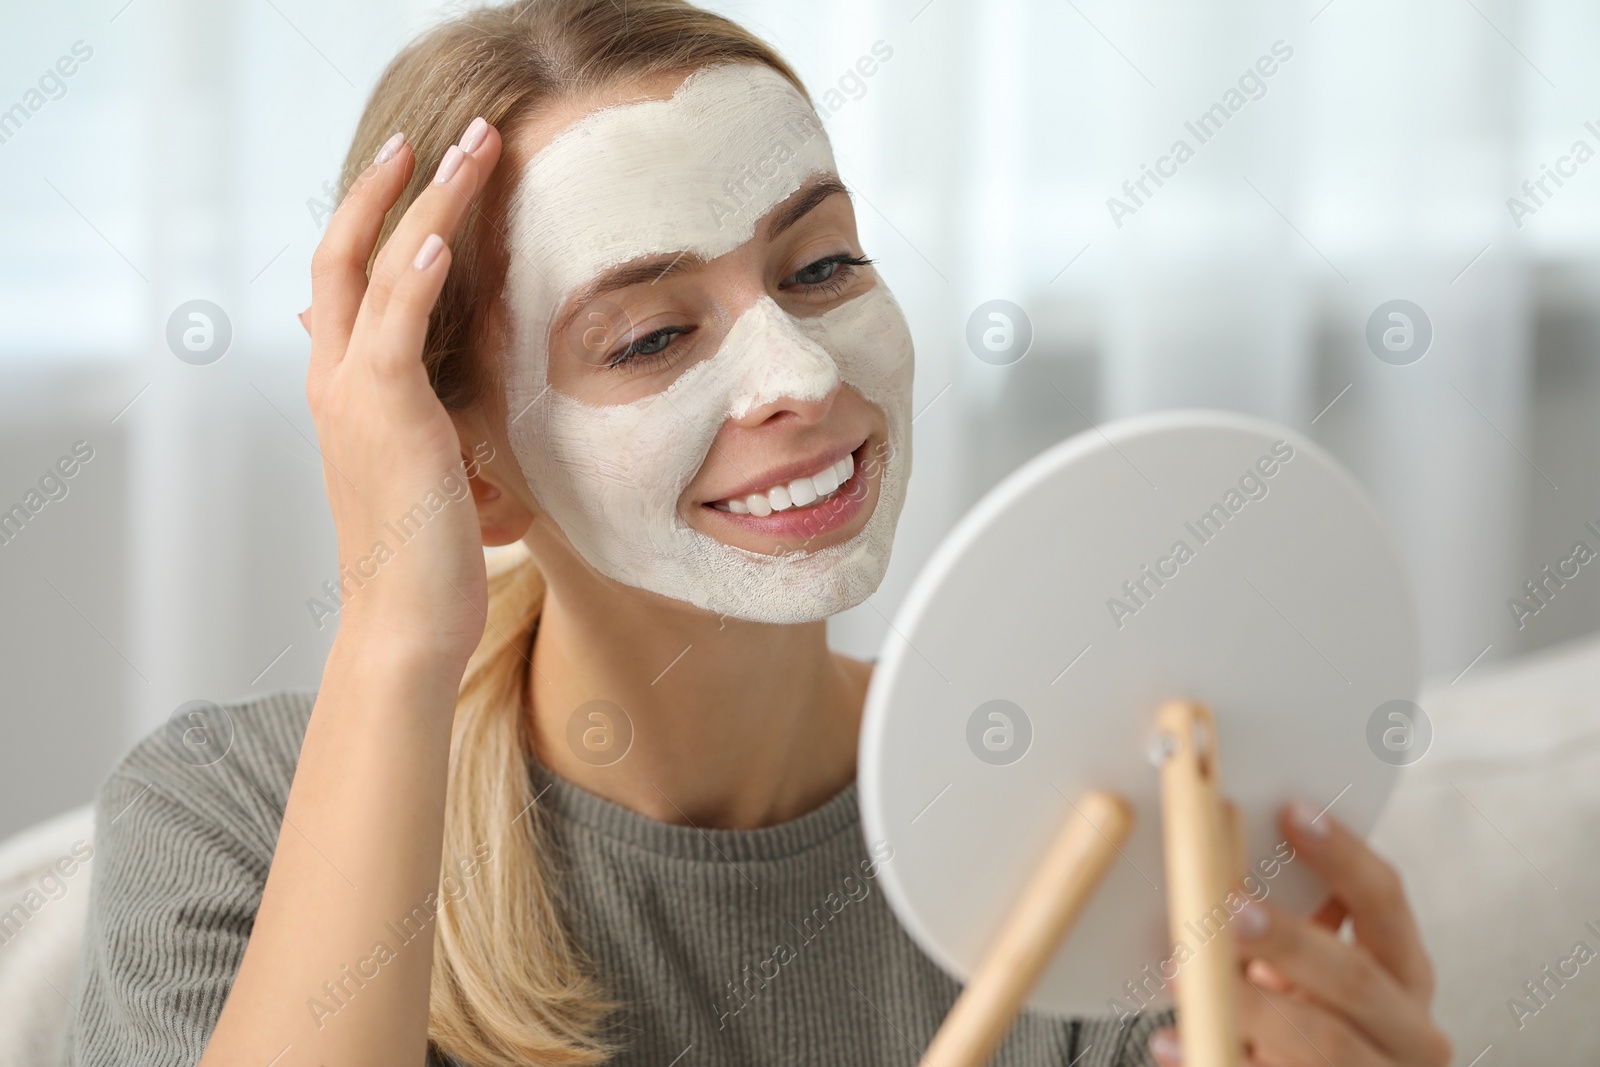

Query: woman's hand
[1148,805,1453,1067]
[303,118,504,667]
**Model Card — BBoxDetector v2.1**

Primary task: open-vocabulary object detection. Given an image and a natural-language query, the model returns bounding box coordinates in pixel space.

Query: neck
[526,576,869,830]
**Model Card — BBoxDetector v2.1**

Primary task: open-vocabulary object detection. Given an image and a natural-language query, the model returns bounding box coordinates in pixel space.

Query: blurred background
[2,0,1597,862]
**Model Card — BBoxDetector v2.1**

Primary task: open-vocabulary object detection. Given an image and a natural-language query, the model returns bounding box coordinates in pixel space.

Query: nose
[724,297,841,426]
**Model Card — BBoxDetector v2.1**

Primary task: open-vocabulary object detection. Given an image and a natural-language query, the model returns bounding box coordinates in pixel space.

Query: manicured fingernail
[373,130,405,165]
[459,116,488,153]
[414,234,445,271]
[1291,801,1331,839]
[434,145,464,184]
[1149,1028,1182,1063]
[1235,900,1270,940]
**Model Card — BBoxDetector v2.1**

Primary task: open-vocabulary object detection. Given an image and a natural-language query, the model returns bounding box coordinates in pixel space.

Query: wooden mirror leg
[1222,798,1245,891]
[1156,700,1244,1067]
[918,790,1133,1067]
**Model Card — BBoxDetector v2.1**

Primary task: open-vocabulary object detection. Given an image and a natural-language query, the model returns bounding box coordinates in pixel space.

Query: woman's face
[544,172,887,555]
[497,63,915,624]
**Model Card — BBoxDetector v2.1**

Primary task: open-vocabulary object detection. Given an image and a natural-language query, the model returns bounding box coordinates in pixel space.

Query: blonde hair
[335,2,807,1063]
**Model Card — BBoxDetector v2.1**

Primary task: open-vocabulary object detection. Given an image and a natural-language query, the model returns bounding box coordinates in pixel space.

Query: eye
[782,253,874,292]
[606,325,693,370]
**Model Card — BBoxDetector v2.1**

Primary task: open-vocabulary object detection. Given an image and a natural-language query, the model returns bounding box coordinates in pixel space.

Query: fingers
[1312,897,1350,931]
[1236,980,1388,1067]
[1233,899,1443,1063]
[1150,991,1391,1067]
[309,131,414,367]
[353,117,503,339]
[1148,1027,1181,1067]
[1280,804,1434,997]
[370,234,452,382]
[1150,809,1449,1067]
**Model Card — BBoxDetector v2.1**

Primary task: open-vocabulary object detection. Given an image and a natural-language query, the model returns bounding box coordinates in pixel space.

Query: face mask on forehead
[501,63,914,624]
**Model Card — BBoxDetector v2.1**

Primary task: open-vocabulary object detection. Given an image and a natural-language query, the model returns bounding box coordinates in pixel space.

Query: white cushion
[1372,632,1600,1066]
[0,804,95,1067]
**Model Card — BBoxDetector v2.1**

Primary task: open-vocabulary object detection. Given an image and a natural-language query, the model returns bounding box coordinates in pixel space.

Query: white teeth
[788,478,818,507]
[713,450,862,516]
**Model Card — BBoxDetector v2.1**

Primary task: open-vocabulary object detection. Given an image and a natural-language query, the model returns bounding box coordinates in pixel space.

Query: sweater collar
[525,757,862,864]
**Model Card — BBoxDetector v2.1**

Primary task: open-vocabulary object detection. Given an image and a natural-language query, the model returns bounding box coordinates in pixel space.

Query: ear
[467,457,535,546]
[452,412,536,548]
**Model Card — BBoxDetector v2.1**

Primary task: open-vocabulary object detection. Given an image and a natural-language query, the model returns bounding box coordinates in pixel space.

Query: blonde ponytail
[337,3,811,1061]
[431,544,620,1065]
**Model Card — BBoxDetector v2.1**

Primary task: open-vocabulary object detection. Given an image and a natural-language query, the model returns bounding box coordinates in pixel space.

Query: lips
[702,442,872,545]
[709,452,856,517]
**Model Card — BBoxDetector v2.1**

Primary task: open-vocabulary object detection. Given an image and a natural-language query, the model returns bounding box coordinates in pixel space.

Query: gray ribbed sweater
[63,688,1170,1066]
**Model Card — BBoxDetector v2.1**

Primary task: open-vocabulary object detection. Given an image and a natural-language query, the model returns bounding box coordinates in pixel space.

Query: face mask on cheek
[500,64,915,624]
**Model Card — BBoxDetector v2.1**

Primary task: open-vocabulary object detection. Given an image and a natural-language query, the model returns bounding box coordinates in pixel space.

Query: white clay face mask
[501,63,914,624]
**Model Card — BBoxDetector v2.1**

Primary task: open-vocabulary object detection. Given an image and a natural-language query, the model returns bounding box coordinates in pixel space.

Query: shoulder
[113,688,316,792]
[64,690,322,1065]
[93,688,319,867]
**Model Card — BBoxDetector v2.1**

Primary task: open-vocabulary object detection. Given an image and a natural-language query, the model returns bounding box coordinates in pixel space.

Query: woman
[65,2,1453,1065]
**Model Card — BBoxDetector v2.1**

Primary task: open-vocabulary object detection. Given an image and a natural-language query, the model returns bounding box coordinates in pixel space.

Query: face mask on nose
[500,63,914,623]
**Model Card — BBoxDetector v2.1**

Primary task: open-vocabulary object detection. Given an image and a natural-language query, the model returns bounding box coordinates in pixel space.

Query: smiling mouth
[709,452,856,517]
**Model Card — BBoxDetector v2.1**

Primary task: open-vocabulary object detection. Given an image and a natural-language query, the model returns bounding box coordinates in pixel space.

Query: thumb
[298,305,312,336]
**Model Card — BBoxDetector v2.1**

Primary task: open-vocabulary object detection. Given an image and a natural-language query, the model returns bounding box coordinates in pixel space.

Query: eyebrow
[553,176,850,335]
[766,175,851,239]
[556,251,704,334]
